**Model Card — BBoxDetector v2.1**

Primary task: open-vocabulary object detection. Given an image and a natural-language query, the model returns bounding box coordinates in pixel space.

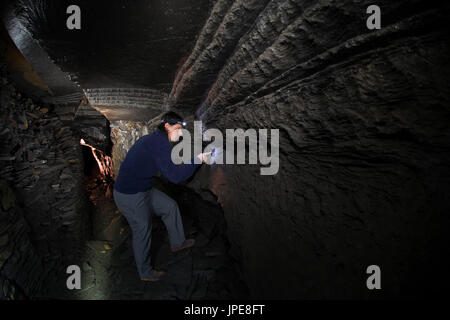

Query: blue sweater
[114,129,201,194]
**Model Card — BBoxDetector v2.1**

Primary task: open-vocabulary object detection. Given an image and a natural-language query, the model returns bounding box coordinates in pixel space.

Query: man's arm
[154,143,208,184]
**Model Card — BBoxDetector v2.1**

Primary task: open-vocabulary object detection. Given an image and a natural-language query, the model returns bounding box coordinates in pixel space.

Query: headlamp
[161,119,186,127]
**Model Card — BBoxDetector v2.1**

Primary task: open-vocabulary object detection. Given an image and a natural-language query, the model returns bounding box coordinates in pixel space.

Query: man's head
[157,111,185,142]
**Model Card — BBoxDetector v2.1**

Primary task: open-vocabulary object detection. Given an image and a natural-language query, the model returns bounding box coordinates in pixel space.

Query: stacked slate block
[0,65,89,298]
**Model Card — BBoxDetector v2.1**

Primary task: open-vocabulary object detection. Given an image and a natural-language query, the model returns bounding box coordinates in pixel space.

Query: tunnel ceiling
[2,0,449,123]
[1,0,215,121]
[3,0,214,90]
[3,0,445,124]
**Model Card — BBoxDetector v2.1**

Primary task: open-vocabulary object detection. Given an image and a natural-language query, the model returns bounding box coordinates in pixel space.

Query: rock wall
[110,120,152,179]
[0,65,89,298]
[169,0,450,298]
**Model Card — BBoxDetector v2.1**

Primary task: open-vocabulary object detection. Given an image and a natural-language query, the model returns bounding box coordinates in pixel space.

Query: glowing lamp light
[79,138,112,178]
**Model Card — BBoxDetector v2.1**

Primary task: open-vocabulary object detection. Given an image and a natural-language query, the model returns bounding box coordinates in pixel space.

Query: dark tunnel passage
[81,145,99,177]
[1,0,450,301]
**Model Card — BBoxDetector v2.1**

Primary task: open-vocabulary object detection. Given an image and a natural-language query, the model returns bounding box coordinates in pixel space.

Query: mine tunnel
[0,0,449,300]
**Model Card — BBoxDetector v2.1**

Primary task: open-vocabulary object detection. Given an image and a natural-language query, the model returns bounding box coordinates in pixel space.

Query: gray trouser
[113,187,186,278]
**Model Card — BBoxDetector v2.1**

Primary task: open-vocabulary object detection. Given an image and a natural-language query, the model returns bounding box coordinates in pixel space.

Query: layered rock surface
[0,65,89,298]
[168,0,450,298]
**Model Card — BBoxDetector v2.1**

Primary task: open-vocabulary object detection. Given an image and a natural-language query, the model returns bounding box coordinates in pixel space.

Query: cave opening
[81,144,99,178]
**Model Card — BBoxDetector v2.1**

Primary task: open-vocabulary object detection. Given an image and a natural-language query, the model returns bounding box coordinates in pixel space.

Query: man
[113,111,210,281]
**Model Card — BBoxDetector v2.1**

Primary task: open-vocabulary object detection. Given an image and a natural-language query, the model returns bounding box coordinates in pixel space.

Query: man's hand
[196,152,211,164]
